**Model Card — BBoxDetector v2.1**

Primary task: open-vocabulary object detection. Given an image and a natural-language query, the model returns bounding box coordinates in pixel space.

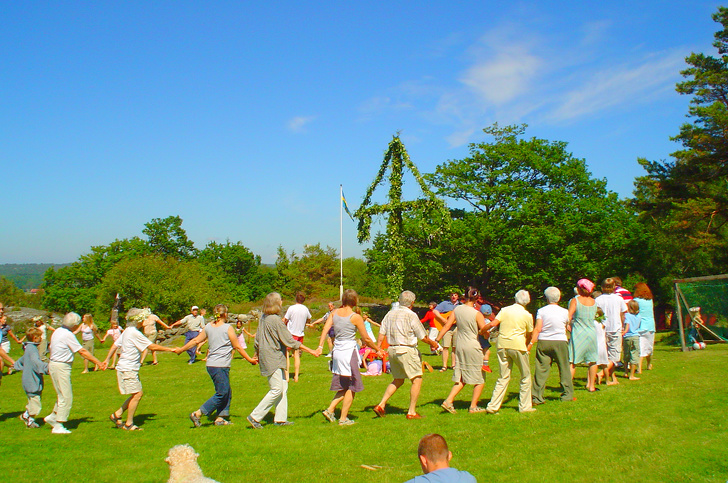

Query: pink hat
[576,278,595,293]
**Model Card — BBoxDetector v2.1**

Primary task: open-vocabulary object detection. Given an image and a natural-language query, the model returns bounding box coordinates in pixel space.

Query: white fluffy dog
[166,444,220,483]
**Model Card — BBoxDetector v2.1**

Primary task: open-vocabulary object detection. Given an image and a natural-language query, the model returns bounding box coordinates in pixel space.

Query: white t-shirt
[535,304,569,341]
[49,327,83,363]
[283,304,312,337]
[114,326,152,372]
[595,294,628,334]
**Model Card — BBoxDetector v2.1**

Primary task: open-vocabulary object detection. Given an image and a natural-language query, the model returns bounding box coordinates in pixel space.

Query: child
[622,300,641,380]
[14,328,49,428]
[1,315,25,374]
[100,321,124,369]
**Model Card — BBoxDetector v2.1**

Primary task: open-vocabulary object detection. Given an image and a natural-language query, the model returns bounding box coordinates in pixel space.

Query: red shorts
[292,335,304,343]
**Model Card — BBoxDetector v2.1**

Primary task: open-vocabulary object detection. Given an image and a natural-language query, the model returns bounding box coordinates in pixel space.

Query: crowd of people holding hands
[0,275,657,434]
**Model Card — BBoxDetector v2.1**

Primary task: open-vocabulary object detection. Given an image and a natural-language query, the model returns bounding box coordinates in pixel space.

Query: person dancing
[176,304,258,427]
[317,289,384,425]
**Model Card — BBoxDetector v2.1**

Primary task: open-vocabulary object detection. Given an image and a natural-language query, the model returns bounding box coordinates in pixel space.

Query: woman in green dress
[568,279,599,392]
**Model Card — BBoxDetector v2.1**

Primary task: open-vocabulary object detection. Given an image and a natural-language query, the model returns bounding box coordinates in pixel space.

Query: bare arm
[436,312,456,342]
[8,330,24,344]
[227,325,257,364]
[78,348,107,370]
[103,344,118,365]
[175,331,208,354]
[351,314,383,354]
[530,318,543,348]
[315,314,335,355]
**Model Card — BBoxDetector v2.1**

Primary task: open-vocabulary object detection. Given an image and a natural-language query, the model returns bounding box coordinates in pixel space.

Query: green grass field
[0,333,726,482]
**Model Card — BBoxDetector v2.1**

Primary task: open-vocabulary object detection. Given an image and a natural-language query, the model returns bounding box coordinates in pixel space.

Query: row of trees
[33,7,728,323]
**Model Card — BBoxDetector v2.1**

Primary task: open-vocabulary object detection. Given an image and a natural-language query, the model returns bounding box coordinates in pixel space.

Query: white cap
[191,305,199,311]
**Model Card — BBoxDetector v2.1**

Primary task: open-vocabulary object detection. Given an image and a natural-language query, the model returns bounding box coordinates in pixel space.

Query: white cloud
[287,116,316,132]
[547,50,685,122]
[459,46,542,105]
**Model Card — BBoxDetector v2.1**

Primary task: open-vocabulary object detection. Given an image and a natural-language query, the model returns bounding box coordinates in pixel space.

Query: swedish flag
[342,191,354,221]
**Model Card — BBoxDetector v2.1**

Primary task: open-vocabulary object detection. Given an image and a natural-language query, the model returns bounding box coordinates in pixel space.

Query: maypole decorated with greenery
[355,135,450,299]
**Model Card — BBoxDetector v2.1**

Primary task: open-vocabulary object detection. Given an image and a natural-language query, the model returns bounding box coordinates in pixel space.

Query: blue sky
[0,1,722,264]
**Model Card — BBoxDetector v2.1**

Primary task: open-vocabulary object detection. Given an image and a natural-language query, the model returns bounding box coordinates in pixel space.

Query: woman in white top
[74,314,100,373]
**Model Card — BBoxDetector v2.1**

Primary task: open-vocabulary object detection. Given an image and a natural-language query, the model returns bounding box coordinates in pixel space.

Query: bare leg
[327,391,345,413]
[340,390,355,421]
[587,364,598,391]
[293,349,301,382]
[471,383,485,408]
[285,349,291,381]
[570,363,576,379]
[606,362,619,385]
[444,381,465,406]
[408,376,423,415]
[378,378,404,409]
[441,348,449,369]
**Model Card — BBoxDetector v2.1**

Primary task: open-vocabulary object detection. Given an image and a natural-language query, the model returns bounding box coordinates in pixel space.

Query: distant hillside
[0,263,70,290]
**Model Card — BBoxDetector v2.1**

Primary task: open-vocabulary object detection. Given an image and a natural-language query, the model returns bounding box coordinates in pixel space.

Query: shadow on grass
[0,410,24,422]
[64,417,93,429]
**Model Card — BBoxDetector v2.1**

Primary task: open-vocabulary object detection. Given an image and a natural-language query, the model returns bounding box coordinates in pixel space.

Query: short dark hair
[295,292,306,304]
[418,434,449,464]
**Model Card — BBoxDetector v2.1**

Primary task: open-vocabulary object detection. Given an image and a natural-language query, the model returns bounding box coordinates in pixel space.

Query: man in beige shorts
[373,291,439,419]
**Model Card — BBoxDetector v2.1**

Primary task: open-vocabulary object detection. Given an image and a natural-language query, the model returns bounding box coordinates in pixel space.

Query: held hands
[98,361,108,371]
[249,356,259,365]
[313,347,323,358]
[173,347,184,355]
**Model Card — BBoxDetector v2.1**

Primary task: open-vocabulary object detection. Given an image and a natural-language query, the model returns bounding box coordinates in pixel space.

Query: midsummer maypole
[354,135,449,300]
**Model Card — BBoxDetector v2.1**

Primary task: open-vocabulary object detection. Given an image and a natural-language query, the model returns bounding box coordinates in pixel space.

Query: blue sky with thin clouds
[0,1,722,264]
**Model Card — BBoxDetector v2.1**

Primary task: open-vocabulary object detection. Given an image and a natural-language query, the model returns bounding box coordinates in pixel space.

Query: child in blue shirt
[622,300,641,381]
[14,327,49,428]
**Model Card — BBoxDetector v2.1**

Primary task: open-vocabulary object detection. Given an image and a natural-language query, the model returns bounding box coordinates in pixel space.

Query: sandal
[189,412,201,428]
[322,409,336,423]
[440,402,457,414]
[109,412,123,428]
[469,406,486,413]
[439,367,448,372]
[123,424,142,431]
[214,419,232,426]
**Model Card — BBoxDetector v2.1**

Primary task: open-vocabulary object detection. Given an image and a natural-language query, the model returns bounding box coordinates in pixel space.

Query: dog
[166,444,220,483]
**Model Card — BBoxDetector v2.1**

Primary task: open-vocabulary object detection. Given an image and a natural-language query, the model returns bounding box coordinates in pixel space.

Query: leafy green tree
[405,123,641,303]
[42,237,149,314]
[275,244,339,297]
[633,6,728,294]
[198,240,273,301]
[143,215,198,260]
[97,256,222,322]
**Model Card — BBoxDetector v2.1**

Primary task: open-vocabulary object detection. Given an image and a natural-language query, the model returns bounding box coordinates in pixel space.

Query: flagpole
[339,184,344,301]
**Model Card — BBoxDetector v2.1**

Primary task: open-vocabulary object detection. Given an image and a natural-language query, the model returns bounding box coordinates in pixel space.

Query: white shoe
[325,353,332,358]
[44,413,58,428]
[52,425,71,434]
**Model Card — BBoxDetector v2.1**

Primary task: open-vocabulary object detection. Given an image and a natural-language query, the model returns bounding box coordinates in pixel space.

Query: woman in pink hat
[568,279,599,392]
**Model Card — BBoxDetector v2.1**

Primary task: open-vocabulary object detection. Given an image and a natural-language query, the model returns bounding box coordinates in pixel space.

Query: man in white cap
[171,306,206,364]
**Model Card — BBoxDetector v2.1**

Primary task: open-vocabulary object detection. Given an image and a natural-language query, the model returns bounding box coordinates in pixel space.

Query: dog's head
[166,444,199,467]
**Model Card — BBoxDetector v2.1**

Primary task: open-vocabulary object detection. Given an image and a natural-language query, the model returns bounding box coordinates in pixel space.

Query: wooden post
[675,282,687,352]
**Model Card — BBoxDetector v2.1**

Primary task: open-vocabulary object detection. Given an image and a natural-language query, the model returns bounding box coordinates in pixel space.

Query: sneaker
[339,418,355,426]
[26,420,40,429]
[247,415,263,429]
[274,421,294,426]
[44,413,58,428]
[19,411,30,424]
[373,405,386,418]
[519,407,537,413]
[325,353,332,358]
[52,425,71,434]
[485,408,498,415]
